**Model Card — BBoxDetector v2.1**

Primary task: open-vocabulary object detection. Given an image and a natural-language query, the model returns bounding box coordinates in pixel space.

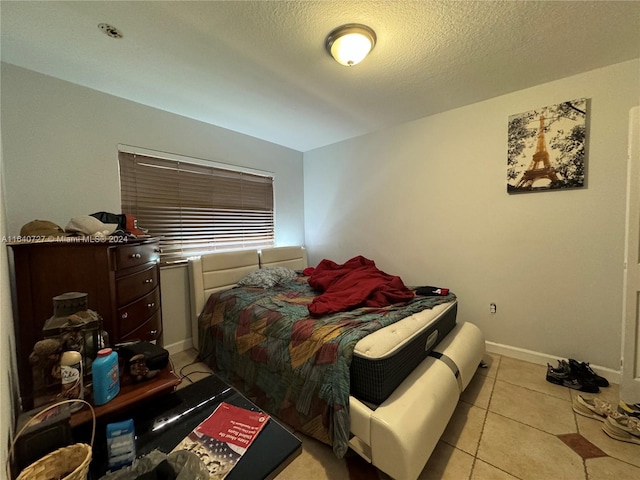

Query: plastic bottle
[92,348,120,405]
[60,350,83,412]
[106,419,136,470]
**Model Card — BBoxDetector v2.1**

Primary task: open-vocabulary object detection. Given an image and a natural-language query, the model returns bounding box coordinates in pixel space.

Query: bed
[188,246,485,480]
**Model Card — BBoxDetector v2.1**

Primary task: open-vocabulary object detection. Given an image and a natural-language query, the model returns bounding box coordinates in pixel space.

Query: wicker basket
[16,443,92,480]
[8,399,95,480]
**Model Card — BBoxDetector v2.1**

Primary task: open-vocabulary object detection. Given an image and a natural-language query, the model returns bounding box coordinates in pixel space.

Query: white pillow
[237,266,298,288]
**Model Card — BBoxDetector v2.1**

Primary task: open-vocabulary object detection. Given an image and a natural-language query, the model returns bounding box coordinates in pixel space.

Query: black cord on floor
[171,355,214,384]
[180,370,214,384]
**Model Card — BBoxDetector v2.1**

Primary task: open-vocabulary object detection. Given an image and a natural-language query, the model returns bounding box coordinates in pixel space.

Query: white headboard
[259,246,308,270]
[188,249,259,350]
[188,246,307,351]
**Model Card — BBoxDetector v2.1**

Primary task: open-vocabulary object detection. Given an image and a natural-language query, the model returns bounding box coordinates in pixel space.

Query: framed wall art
[507,98,588,193]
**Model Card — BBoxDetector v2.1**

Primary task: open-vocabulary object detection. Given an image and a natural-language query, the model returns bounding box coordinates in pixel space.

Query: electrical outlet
[490,303,497,314]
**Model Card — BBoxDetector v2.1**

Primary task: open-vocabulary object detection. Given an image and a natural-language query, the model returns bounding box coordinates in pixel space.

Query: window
[119,149,274,263]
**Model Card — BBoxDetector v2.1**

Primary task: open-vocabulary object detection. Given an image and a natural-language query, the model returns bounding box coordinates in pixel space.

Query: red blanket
[303,256,415,316]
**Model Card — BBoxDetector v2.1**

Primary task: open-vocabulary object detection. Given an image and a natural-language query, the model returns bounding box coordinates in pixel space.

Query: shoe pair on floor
[618,399,640,418]
[546,359,609,393]
[573,395,640,445]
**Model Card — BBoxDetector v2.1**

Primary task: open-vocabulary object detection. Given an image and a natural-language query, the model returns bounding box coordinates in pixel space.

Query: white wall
[1,64,304,242]
[1,94,19,479]
[0,63,305,352]
[304,60,640,373]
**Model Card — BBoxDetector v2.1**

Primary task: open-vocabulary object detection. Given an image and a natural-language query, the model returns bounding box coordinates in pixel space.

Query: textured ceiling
[1,1,639,152]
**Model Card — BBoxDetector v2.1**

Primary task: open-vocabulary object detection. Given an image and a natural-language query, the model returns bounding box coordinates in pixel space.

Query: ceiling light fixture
[325,24,376,67]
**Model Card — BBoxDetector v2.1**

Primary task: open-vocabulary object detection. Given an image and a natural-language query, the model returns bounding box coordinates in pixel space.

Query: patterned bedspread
[198,276,456,458]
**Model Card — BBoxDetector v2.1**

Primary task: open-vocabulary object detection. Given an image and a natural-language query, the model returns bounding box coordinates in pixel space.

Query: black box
[13,403,72,475]
[118,341,169,371]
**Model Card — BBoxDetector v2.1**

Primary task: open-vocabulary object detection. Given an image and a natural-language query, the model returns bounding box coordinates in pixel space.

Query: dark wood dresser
[8,237,163,410]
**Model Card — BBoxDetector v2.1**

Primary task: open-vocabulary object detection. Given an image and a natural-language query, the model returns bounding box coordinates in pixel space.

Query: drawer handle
[147,302,155,308]
[130,253,142,259]
[144,278,154,284]
[122,312,128,319]
[150,330,158,337]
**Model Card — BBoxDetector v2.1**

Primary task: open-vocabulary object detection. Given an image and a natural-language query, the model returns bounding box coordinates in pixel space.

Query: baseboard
[485,341,621,385]
[164,338,194,356]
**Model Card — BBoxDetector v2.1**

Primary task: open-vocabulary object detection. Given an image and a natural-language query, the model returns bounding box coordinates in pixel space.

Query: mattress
[350,300,457,404]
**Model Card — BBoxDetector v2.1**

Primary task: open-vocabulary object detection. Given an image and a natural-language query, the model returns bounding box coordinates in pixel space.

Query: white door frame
[621,105,640,404]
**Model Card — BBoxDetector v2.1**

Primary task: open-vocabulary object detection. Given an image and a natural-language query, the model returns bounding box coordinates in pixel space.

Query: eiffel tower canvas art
[507,98,587,193]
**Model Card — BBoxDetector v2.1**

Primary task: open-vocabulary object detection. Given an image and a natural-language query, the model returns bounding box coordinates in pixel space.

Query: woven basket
[16,443,92,480]
[9,399,95,480]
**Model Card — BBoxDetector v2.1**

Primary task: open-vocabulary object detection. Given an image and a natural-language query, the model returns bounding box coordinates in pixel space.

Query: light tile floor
[169,350,640,480]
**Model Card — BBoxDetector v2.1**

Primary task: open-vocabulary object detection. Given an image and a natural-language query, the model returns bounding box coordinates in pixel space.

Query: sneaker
[560,360,600,392]
[572,395,619,421]
[602,414,640,444]
[546,361,599,393]
[563,359,601,392]
[618,400,640,418]
[569,359,609,388]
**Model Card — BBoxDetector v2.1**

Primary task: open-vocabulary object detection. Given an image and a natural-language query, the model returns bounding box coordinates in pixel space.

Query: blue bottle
[92,348,120,405]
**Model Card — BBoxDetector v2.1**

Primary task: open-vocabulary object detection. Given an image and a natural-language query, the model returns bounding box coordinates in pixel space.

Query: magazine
[172,402,270,479]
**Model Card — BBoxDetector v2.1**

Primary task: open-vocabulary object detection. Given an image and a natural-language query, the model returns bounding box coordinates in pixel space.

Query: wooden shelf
[70,365,180,427]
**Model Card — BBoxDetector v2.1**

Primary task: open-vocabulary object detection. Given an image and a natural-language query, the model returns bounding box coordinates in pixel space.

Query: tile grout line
[467,356,504,479]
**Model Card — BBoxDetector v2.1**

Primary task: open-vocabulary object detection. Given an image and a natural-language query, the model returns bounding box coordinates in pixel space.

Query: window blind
[119,151,274,263]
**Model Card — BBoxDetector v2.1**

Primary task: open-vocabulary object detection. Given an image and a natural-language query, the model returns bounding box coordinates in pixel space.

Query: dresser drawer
[117,288,160,336]
[116,264,158,306]
[114,242,160,272]
[119,310,162,343]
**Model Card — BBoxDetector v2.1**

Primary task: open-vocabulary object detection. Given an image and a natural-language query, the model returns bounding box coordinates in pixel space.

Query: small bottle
[60,350,84,411]
[99,330,110,349]
[92,348,120,406]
